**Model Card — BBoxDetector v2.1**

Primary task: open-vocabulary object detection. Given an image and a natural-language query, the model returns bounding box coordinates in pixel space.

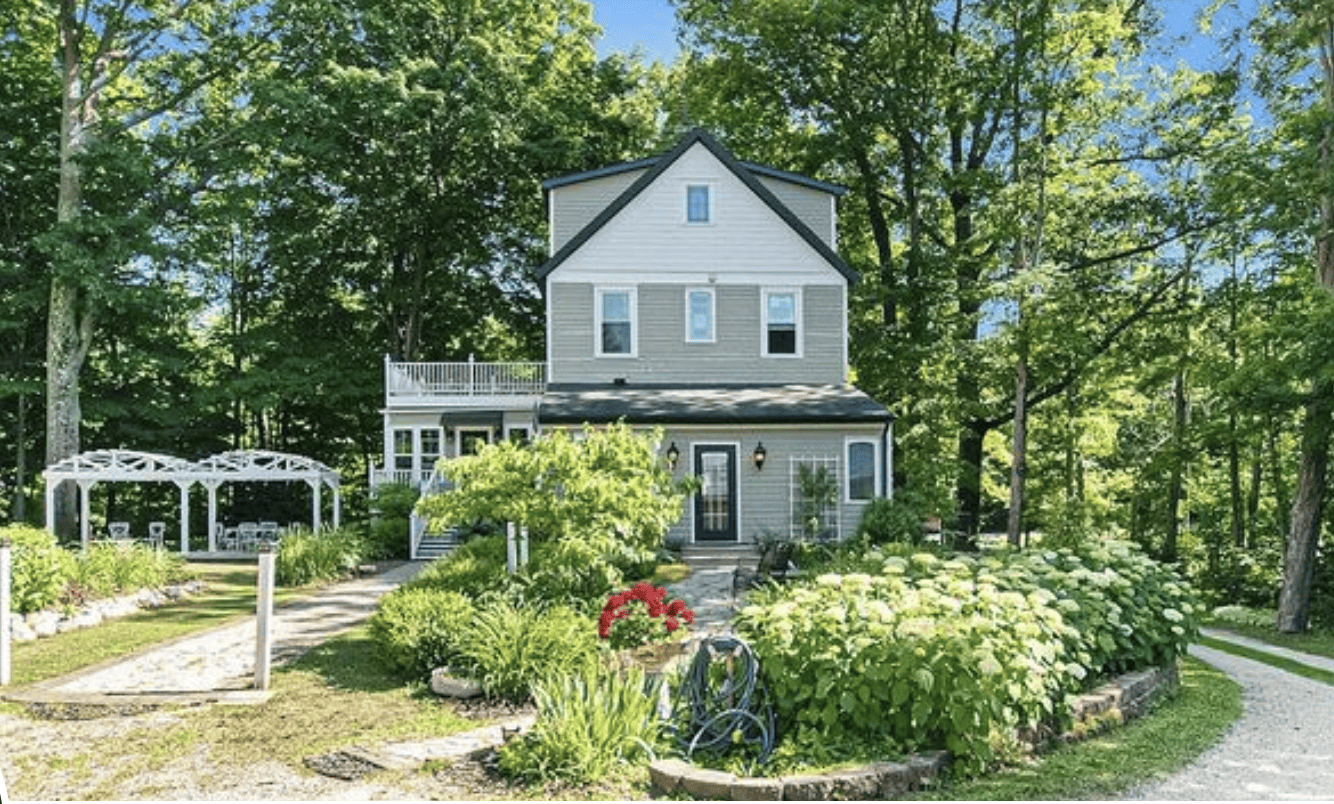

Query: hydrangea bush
[734,540,1198,774]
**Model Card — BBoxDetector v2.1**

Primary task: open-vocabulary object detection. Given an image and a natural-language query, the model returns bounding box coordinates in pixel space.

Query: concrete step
[680,543,759,571]
[416,535,459,560]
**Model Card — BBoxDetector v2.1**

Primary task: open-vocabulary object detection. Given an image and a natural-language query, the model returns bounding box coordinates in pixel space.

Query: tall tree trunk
[1276,383,1333,632]
[47,2,97,537]
[1164,367,1186,564]
[1007,354,1028,546]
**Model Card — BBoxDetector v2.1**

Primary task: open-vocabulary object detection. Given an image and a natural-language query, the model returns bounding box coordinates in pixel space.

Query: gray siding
[659,425,886,546]
[755,176,835,247]
[549,170,648,252]
[549,282,845,385]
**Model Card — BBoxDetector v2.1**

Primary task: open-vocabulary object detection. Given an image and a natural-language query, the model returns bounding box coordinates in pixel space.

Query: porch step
[679,543,760,571]
[416,534,459,560]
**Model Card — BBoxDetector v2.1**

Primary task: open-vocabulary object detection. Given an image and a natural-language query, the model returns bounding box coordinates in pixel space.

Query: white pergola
[44,448,343,554]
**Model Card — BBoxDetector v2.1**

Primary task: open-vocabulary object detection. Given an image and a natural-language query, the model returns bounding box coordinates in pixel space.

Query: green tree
[673,0,1231,540]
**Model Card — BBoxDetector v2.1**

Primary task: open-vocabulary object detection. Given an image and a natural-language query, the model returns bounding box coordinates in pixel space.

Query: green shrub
[854,490,930,547]
[367,483,416,560]
[498,663,663,785]
[455,600,599,701]
[406,533,511,596]
[368,587,475,679]
[275,526,368,587]
[734,539,1198,775]
[76,541,185,597]
[3,525,76,614]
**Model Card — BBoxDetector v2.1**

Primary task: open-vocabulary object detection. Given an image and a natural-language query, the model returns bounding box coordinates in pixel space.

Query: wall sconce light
[752,442,767,471]
[666,442,680,471]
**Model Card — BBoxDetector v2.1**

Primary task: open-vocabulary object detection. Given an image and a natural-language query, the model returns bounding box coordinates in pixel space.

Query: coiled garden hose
[672,634,776,764]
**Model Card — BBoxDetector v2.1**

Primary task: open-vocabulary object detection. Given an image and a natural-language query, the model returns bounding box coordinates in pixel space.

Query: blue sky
[591,1,1245,70]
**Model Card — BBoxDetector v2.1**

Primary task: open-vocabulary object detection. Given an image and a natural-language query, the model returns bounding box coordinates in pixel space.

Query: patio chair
[257,521,280,547]
[108,521,131,541]
[220,525,240,551]
[147,521,166,549]
[238,521,259,551]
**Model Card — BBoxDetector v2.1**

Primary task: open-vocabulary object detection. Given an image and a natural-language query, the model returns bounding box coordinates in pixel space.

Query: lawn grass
[1205,622,1334,662]
[7,561,329,686]
[48,626,481,800]
[1198,634,1334,686]
[912,658,1241,800]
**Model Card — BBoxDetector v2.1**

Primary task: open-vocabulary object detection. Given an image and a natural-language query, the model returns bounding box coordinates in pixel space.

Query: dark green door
[694,445,738,542]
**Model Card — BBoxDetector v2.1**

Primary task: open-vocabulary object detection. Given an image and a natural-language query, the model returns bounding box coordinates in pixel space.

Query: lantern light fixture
[666,442,680,470]
[752,442,767,471]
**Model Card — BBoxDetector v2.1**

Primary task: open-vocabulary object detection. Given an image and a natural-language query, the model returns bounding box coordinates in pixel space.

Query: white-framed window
[686,184,712,223]
[392,428,413,472]
[790,455,840,540]
[845,437,880,502]
[763,288,801,356]
[686,287,715,343]
[596,286,636,356]
[420,428,443,474]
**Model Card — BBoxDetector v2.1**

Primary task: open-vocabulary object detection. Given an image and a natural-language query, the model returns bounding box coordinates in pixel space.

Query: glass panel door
[695,445,738,542]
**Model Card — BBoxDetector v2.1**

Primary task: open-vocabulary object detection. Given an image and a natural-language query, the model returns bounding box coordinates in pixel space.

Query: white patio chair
[147,521,166,549]
[257,521,280,547]
[108,521,131,541]
[238,521,259,551]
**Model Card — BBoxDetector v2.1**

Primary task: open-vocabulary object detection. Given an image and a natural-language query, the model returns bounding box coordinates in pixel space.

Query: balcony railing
[385,357,547,403]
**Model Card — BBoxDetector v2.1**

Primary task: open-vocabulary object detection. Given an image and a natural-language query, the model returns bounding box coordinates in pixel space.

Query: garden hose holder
[673,634,775,764]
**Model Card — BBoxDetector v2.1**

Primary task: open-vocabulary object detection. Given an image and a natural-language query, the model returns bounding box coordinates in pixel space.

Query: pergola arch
[43,448,342,554]
[194,450,342,551]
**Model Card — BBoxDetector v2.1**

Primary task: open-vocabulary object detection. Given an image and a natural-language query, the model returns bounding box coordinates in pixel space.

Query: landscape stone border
[648,662,1178,801]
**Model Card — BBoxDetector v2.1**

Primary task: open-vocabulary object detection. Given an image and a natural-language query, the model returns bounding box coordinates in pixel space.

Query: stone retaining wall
[648,662,1178,801]
[5,581,206,642]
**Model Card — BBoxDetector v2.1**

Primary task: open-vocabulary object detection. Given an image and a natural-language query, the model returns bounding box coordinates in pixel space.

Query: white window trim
[595,286,637,357]
[685,287,716,343]
[762,286,803,358]
[685,182,714,225]
[844,436,882,503]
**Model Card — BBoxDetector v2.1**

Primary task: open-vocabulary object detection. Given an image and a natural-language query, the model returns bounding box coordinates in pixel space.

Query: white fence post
[519,526,529,568]
[506,522,517,575]
[1,538,11,686]
[254,545,276,690]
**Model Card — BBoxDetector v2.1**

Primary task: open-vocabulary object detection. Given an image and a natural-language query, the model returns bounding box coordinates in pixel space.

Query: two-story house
[373,129,893,558]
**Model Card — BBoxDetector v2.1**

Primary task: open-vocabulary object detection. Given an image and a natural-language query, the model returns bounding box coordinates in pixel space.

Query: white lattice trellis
[789,455,840,540]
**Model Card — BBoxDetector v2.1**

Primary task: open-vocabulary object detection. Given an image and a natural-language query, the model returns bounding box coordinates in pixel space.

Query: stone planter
[616,640,688,676]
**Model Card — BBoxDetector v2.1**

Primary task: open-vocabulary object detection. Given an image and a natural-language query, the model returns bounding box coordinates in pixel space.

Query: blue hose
[673,634,776,764]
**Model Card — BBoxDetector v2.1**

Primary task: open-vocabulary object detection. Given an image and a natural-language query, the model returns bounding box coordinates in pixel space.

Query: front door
[694,445,738,542]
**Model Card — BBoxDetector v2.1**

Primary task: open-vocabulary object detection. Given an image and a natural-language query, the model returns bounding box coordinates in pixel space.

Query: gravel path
[1123,641,1334,800]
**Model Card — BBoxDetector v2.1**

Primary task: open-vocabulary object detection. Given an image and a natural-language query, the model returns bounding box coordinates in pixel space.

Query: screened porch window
[847,439,877,501]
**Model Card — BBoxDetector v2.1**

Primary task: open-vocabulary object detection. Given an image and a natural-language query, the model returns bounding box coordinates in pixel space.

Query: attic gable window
[686,184,711,223]
[597,287,636,356]
[763,288,800,356]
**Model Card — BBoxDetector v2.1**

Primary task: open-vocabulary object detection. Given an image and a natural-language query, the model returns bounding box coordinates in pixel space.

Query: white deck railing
[385,357,546,402]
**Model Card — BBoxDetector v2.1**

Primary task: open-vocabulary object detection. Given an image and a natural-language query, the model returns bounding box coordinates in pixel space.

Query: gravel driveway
[1123,642,1334,800]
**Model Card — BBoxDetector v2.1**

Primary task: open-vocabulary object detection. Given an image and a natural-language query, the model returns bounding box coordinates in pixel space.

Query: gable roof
[536,129,858,283]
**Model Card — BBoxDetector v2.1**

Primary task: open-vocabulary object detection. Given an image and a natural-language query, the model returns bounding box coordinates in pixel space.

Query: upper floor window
[846,438,879,501]
[686,184,711,223]
[686,288,715,342]
[763,288,800,356]
[597,287,636,356]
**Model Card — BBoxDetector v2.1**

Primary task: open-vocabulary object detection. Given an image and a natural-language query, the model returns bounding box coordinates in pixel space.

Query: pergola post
[78,480,96,548]
[205,480,221,551]
[310,479,323,531]
[332,485,342,529]
[175,480,192,556]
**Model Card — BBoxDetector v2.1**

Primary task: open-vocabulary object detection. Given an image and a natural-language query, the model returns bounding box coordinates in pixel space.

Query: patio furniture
[238,521,259,551]
[108,521,131,541]
[147,521,166,549]
[257,521,280,548]
[221,525,240,551]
